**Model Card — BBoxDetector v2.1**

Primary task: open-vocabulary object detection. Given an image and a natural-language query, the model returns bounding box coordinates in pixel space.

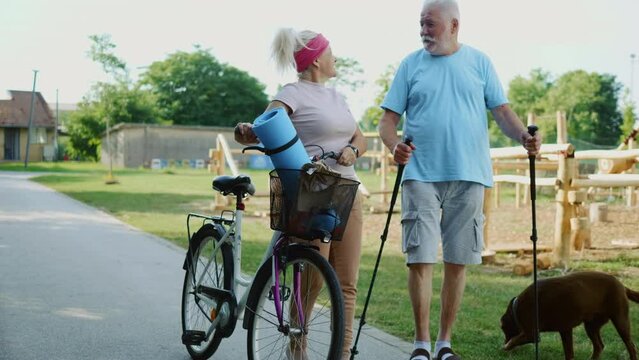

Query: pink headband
[294,34,330,73]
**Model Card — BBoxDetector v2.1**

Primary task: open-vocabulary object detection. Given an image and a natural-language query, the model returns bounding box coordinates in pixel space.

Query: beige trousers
[310,191,363,359]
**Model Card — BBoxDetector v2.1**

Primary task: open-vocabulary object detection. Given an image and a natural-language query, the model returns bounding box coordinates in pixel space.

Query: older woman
[235,28,366,360]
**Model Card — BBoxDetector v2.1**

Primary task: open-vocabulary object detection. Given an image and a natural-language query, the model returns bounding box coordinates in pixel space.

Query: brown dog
[500,271,639,360]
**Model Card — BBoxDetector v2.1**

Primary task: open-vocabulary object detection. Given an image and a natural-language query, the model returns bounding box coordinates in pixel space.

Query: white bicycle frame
[189,206,278,336]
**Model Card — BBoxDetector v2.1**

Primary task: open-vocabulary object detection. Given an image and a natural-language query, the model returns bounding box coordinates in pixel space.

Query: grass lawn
[3,161,639,359]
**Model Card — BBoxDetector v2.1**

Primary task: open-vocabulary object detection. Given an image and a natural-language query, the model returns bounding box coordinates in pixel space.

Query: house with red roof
[0,90,56,161]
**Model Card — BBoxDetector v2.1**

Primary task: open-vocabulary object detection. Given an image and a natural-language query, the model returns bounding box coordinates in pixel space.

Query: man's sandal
[409,348,431,360]
[435,347,461,360]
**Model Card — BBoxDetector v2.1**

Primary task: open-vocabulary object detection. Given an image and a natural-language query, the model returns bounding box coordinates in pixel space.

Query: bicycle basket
[269,168,360,241]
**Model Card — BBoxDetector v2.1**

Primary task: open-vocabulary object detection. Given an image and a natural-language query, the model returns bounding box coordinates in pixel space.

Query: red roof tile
[0,90,55,128]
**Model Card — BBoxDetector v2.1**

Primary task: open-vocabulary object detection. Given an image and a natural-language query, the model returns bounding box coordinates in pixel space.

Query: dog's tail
[626,287,639,303]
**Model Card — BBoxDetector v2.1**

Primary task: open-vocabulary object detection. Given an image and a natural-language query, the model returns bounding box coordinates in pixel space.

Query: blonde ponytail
[270,28,319,74]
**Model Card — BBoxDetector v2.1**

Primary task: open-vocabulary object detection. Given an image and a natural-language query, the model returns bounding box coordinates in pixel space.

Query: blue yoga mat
[253,107,310,206]
[252,107,309,170]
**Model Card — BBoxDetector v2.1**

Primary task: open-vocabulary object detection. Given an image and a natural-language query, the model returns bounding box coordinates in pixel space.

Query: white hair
[422,0,460,21]
[270,28,319,74]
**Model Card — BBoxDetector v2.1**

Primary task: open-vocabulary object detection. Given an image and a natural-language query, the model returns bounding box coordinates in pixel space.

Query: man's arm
[378,109,414,164]
[491,104,541,155]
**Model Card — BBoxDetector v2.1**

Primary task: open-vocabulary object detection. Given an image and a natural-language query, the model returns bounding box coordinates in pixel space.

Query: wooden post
[553,112,573,266]
[570,217,591,251]
[557,111,567,144]
[372,138,379,173]
[515,168,521,209]
[380,144,388,205]
[626,138,636,207]
[213,137,227,209]
[493,168,500,208]
[217,134,239,176]
[568,190,591,251]
[589,203,608,223]
[481,187,496,263]
[553,150,576,267]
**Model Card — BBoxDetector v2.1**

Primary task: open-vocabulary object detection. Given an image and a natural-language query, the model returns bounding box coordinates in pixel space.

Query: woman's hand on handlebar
[234,123,259,145]
[337,146,357,166]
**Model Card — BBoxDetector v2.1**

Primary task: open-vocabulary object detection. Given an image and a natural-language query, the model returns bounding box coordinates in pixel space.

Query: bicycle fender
[242,254,274,330]
[182,223,227,270]
[241,243,310,330]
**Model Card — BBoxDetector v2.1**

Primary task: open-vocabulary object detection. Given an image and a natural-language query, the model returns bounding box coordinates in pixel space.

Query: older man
[378,1,541,359]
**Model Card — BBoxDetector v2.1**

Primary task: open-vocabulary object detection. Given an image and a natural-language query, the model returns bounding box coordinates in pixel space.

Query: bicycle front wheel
[246,245,344,360]
[181,224,234,360]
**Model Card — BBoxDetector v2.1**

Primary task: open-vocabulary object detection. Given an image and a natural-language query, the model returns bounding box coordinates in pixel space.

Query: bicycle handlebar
[311,151,341,162]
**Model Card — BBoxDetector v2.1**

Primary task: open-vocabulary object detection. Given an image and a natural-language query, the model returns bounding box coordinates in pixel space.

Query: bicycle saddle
[212,175,256,196]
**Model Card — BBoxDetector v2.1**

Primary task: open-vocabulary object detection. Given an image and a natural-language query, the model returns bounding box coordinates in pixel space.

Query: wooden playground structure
[209,112,639,269]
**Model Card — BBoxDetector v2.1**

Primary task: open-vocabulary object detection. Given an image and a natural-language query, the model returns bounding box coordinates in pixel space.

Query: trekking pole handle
[527,125,538,137]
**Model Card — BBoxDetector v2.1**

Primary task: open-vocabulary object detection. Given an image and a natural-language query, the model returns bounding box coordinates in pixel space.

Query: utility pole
[631,53,637,100]
[104,115,118,184]
[24,70,39,168]
[54,89,59,161]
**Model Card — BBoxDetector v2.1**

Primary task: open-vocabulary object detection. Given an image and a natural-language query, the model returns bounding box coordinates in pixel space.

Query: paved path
[0,171,411,360]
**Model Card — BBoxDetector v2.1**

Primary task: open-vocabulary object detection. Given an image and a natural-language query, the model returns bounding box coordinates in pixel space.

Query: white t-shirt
[274,80,359,181]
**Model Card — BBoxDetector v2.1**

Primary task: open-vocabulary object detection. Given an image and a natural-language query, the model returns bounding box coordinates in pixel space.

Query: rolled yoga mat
[252,107,309,170]
[252,107,310,225]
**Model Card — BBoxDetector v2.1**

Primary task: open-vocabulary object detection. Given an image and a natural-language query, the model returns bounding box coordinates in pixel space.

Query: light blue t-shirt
[381,45,507,187]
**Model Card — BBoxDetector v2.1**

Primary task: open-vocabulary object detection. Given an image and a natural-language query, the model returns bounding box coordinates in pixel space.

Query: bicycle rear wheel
[245,245,344,360]
[181,224,234,360]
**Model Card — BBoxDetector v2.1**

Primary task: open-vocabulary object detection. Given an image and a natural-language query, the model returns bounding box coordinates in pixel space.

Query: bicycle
[180,150,360,360]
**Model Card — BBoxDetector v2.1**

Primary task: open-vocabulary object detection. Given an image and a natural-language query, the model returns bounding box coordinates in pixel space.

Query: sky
[2,0,638,121]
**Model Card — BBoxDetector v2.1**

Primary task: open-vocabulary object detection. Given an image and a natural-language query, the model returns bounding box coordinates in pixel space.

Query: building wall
[20,129,42,162]
[101,125,236,168]
[0,128,54,162]
[0,128,4,159]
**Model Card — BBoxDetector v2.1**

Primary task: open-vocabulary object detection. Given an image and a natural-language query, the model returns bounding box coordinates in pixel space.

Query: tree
[327,57,365,92]
[545,70,622,146]
[67,34,160,160]
[140,47,268,127]
[488,69,553,147]
[619,89,638,145]
[359,64,398,132]
[507,69,552,119]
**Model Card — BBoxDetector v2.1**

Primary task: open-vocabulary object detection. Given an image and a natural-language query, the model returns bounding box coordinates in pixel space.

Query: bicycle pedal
[182,330,207,345]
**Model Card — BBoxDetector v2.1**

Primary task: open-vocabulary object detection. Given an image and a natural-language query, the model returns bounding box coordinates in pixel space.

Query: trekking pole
[350,137,412,360]
[527,125,540,360]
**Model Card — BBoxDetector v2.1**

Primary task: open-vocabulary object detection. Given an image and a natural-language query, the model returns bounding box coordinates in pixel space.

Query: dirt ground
[356,195,639,270]
[242,191,639,271]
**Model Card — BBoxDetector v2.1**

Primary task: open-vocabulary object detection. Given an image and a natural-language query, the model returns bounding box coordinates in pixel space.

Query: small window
[29,127,47,144]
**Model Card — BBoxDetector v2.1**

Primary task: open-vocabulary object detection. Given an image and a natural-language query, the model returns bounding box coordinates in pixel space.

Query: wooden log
[492,175,558,186]
[512,261,533,276]
[570,217,591,250]
[554,155,576,267]
[512,254,552,276]
[492,160,558,171]
[589,203,608,223]
[571,174,639,188]
[490,143,573,160]
[598,158,636,174]
[575,149,639,160]
[557,111,568,144]
[568,190,587,204]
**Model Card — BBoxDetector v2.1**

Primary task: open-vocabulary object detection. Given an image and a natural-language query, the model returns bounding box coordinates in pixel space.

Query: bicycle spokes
[248,250,343,360]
